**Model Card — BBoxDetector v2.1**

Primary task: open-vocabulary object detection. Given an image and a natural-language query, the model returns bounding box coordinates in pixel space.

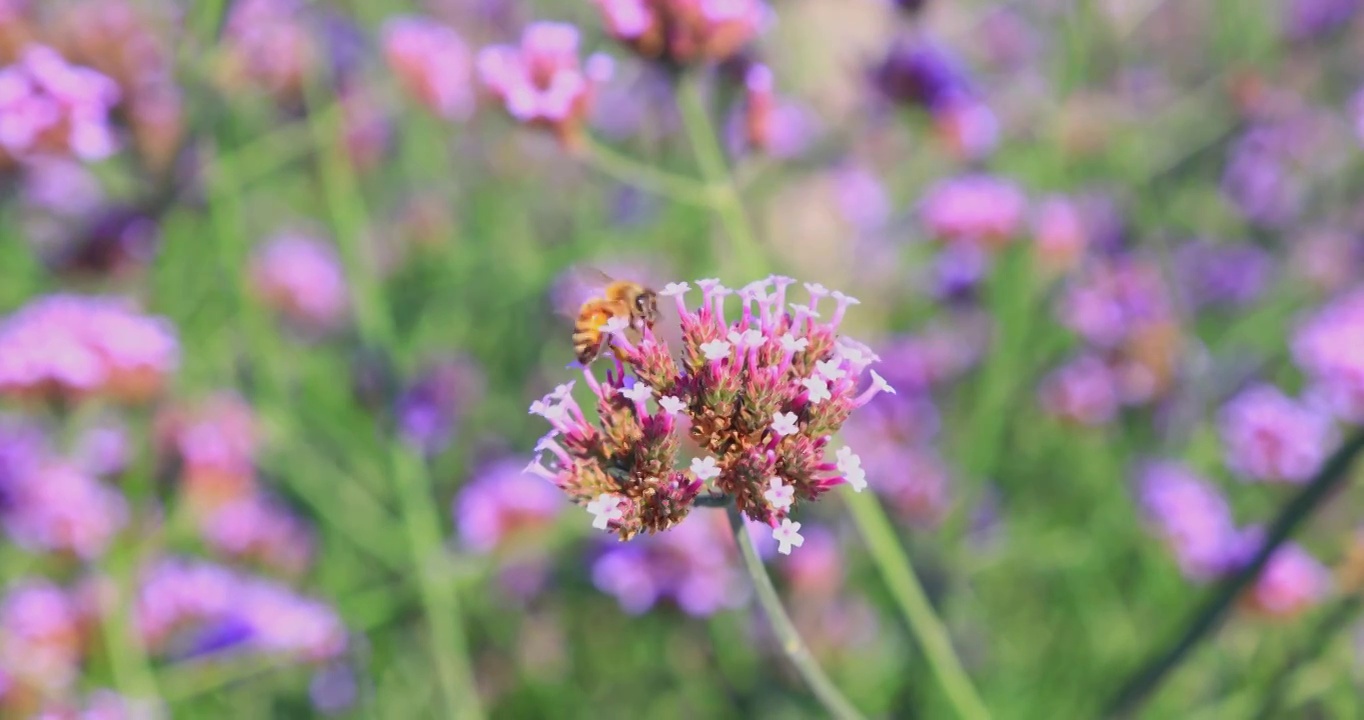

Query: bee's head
[633,289,659,327]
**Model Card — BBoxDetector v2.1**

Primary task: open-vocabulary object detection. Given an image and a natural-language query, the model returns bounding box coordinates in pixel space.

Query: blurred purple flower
[396,356,484,456]
[1031,196,1088,274]
[382,15,476,121]
[1219,384,1334,484]
[920,175,1027,248]
[0,45,121,162]
[72,422,130,479]
[20,157,103,217]
[931,241,991,302]
[1173,240,1275,310]
[136,558,346,662]
[251,232,351,333]
[3,461,128,559]
[1282,0,1361,41]
[725,64,820,160]
[1039,354,1121,426]
[591,512,748,616]
[1058,256,1172,349]
[1139,461,1240,582]
[833,165,891,233]
[1221,125,1305,229]
[0,294,179,404]
[220,0,318,100]
[310,663,359,715]
[0,580,83,695]
[1293,286,1364,423]
[778,525,842,597]
[454,457,566,554]
[594,0,771,65]
[870,37,974,111]
[199,494,316,575]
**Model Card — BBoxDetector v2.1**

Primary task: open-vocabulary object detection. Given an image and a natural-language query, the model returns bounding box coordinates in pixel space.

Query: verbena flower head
[454,457,566,554]
[526,277,892,552]
[251,232,351,334]
[1039,353,1121,427]
[2,460,128,559]
[218,0,319,101]
[1173,240,1275,311]
[0,294,178,405]
[0,45,121,163]
[0,580,84,696]
[1138,461,1240,582]
[593,0,771,66]
[919,174,1027,248]
[1292,286,1364,423]
[1232,528,1333,618]
[382,15,476,121]
[1219,384,1335,484]
[395,356,484,457]
[477,22,614,148]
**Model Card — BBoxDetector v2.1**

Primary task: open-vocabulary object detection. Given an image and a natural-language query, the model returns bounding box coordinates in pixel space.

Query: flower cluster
[0,44,120,163]
[1293,286,1364,423]
[0,294,179,404]
[1138,461,1332,617]
[477,22,614,147]
[526,277,894,553]
[593,0,770,66]
[0,580,86,702]
[382,15,476,121]
[251,232,351,334]
[216,0,319,101]
[591,511,749,615]
[920,174,1027,249]
[1218,384,1334,484]
[870,36,999,160]
[135,558,346,661]
[156,394,315,575]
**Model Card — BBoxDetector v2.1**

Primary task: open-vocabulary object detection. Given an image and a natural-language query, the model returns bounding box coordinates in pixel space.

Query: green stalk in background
[725,508,868,720]
[303,81,485,720]
[845,491,993,720]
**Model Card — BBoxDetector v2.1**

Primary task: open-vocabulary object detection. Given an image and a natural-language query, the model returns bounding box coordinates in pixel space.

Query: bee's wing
[550,264,618,322]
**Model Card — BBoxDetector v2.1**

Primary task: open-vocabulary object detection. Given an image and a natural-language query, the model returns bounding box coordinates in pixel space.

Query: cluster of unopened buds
[526,277,895,554]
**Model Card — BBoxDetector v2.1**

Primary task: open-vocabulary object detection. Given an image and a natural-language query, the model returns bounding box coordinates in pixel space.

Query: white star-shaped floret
[620,383,652,402]
[870,370,896,395]
[533,431,560,453]
[690,456,721,481]
[587,493,624,529]
[768,275,795,288]
[771,412,799,436]
[779,334,809,353]
[726,328,764,349]
[831,290,861,306]
[696,278,721,290]
[764,477,795,512]
[773,518,805,555]
[815,360,846,381]
[659,395,686,415]
[836,446,867,492]
[700,340,732,361]
[803,282,829,298]
[791,303,821,319]
[599,316,630,334]
[660,282,690,297]
[801,376,831,404]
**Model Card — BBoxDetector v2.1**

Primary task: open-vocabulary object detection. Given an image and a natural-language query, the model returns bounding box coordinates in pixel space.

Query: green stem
[844,491,992,720]
[579,134,715,206]
[99,542,162,709]
[304,82,484,720]
[675,73,768,273]
[724,508,866,720]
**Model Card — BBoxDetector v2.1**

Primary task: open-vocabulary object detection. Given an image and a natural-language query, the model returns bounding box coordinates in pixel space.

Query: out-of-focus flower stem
[1105,428,1364,718]
[99,541,162,709]
[676,73,767,273]
[305,81,484,720]
[579,134,716,206]
[844,490,992,720]
[724,507,867,720]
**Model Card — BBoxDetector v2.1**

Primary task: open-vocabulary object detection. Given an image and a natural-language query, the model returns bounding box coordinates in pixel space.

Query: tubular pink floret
[829,291,861,327]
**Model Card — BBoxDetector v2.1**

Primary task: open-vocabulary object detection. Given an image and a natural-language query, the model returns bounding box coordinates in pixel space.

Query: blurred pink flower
[920,175,1026,248]
[0,294,179,404]
[1234,529,1333,618]
[219,0,319,100]
[0,580,84,695]
[2,461,128,559]
[1219,385,1335,484]
[1032,196,1088,274]
[1039,354,1121,426]
[1293,287,1364,423]
[477,22,614,147]
[594,0,770,65]
[382,15,476,121]
[725,64,819,159]
[0,45,121,162]
[251,232,351,333]
[454,458,567,554]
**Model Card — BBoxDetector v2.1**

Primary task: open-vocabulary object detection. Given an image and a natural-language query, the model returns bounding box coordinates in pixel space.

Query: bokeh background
[3,0,1364,717]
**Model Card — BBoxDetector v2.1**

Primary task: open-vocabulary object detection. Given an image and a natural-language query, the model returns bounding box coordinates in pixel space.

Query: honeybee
[569,270,659,365]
